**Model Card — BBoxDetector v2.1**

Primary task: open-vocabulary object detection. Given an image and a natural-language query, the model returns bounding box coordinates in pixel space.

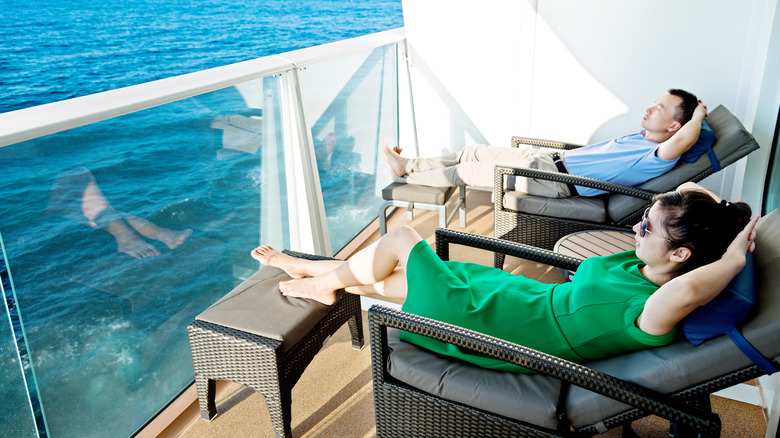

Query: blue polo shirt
[564,132,678,197]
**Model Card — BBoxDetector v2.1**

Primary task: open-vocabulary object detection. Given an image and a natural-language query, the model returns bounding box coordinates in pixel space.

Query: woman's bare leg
[81,177,113,226]
[77,178,159,257]
[103,221,161,258]
[268,226,422,305]
[79,172,191,255]
[252,245,344,278]
[344,269,408,299]
[124,216,192,250]
[252,245,409,298]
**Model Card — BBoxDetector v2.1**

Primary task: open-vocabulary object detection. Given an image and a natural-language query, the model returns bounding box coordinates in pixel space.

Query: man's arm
[656,101,708,161]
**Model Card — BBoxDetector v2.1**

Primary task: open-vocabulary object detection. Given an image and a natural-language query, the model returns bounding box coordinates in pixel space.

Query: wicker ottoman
[187,251,364,438]
[379,182,466,235]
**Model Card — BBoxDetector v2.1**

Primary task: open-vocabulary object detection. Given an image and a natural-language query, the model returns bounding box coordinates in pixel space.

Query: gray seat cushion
[196,265,336,352]
[387,328,562,429]
[382,182,455,204]
[503,192,607,222]
[607,105,761,222]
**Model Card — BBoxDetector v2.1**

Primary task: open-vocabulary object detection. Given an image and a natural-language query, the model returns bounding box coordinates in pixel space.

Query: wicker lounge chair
[493,105,760,269]
[369,211,780,437]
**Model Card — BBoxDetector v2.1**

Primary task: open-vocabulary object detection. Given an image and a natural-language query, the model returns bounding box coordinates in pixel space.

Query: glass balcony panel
[1,252,39,437]
[0,75,287,437]
[299,44,399,252]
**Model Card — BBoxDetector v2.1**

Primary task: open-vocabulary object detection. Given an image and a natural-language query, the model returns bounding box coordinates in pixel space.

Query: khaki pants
[402,144,573,198]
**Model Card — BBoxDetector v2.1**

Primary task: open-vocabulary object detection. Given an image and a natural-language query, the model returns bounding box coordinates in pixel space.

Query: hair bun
[719,199,752,226]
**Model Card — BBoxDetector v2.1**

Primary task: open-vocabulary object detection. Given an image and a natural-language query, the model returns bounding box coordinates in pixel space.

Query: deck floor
[180,189,768,437]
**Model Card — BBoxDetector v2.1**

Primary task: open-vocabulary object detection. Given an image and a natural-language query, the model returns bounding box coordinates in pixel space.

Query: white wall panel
[401,0,537,156]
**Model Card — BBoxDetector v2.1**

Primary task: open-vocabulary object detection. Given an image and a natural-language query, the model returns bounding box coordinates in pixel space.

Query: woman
[252,184,757,372]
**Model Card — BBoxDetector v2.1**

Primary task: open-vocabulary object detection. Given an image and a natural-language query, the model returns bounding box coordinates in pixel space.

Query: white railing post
[280,68,332,257]
[399,40,419,157]
[260,76,286,251]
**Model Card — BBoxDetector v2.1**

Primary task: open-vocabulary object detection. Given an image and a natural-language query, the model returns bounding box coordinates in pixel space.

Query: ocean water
[0,0,403,113]
[0,1,402,436]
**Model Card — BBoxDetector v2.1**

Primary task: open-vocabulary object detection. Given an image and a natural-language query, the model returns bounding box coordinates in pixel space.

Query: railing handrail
[0,27,405,148]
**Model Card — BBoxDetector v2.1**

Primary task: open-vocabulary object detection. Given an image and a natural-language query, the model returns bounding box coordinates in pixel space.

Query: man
[383,89,707,197]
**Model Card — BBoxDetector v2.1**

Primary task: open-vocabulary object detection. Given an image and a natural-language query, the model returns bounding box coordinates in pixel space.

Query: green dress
[400,241,678,373]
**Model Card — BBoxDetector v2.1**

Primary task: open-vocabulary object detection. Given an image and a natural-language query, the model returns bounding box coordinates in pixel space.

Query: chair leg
[621,422,639,438]
[348,310,365,350]
[670,395,715,438]
[437,205,448,228]
[195,375,217,421]
[378,200,394,235]
[494,252,506,270]
[264,389,293,438]
[458,185,467,227]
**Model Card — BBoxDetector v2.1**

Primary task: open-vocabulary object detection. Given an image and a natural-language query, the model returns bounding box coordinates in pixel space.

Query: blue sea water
[0,1,402,436]
[0,0,403,113]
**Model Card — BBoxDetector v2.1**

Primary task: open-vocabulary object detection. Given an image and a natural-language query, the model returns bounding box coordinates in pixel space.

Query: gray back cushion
[607,105,760,222]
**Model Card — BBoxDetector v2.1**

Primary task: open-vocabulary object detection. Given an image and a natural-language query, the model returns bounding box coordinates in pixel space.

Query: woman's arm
[636,215,759,335]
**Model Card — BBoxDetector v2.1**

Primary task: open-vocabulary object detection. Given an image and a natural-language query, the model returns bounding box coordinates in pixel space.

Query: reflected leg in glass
[47,167,192,258]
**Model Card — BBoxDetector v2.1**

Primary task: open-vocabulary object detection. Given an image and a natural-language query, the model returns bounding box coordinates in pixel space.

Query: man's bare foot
[117,236,160,259]
[157,228,193,250]
[381,140,406,178]
[251,246,306,278]
[278,277,338,306]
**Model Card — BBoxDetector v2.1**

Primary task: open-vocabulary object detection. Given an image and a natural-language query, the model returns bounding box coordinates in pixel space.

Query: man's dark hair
[668,88,698,125]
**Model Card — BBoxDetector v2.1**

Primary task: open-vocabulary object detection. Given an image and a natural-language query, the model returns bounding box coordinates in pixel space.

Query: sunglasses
[640,208,674,244]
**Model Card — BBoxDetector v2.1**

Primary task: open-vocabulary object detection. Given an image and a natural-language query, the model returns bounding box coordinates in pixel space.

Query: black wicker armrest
[493,164,657,205]
[511,136,586,150]
[368,305,720,437]
[434,228,582,272]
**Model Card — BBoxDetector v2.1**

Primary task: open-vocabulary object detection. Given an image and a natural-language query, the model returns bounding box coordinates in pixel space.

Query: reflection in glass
[0,75,288,437]
[301,44,399,252]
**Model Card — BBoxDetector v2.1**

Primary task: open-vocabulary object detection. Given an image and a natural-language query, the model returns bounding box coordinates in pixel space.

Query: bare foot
[104,220,160,258]
[251,246,305,278]
[381,140,406,178]
[278,277,338,306]
[124,216,192,250]
[157,228,193,250]
[117,236,160,259]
